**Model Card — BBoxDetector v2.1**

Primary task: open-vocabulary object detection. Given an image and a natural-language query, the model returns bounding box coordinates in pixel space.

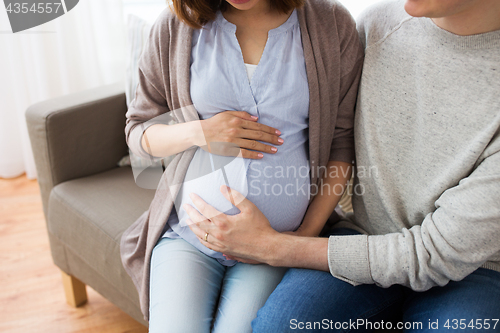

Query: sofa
[26,81,151,327]
[26,79,399,332]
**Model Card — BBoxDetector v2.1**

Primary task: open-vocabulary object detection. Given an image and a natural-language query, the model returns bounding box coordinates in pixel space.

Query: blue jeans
[149,237,287,333]
[252,229,500,332]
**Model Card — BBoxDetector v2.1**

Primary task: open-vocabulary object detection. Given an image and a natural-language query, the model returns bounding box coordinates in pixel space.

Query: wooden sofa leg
[61,270,88,307]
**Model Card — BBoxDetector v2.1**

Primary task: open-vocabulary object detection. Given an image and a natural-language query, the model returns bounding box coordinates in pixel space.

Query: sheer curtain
[0,0,127,179]
[0,0,381,180]
[341,0,382,20]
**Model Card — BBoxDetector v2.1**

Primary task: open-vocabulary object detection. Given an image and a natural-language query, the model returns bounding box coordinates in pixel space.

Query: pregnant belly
[173,147,310,233]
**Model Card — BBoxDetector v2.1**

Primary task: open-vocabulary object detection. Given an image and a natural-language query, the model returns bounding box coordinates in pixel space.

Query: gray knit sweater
[328,0,500,291]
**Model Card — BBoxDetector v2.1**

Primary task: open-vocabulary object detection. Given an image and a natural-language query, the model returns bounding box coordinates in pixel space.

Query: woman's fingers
[225,111,259,121]
[239,129,283,146]
[239,149,264,160]
[236,138,278,154]
[200,144,264,159]
[200,111,284,159]
[242,119,281,136]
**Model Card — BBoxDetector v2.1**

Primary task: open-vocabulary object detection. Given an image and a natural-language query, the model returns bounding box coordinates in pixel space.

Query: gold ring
[204,232,209,242]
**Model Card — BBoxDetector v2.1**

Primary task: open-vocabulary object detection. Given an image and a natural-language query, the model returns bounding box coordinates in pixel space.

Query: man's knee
[252,268,332,332]
[252,268,406,332]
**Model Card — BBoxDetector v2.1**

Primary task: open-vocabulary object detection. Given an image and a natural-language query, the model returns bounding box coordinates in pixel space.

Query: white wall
[122,0,167,23]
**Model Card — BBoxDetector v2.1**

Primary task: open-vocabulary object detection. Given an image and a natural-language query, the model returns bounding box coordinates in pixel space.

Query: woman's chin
[226,0,257,10]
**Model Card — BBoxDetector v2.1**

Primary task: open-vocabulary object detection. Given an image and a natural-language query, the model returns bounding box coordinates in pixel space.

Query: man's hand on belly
[184,185,329,272]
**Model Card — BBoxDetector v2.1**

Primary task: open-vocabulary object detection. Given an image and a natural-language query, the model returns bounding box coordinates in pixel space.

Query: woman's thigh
[403,268,500,333]
[149,237,225,333]
[212,263,288,333]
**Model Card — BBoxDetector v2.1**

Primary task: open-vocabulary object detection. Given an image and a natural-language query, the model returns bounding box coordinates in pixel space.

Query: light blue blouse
[162,9,310,266]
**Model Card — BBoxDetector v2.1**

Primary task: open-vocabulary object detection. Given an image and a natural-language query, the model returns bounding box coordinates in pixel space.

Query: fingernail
[258,153,264,158]
[275,130,281,135]
[221,185,228,193]
[251,115,258,120]
[278,138,284,143]
[271,147,277,152]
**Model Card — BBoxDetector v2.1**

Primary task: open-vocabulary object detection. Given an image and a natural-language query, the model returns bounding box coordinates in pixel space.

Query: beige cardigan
[120,0,364,322]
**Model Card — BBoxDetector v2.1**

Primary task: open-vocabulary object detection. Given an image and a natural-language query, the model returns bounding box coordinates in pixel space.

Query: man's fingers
[223,254,260,264]
[188,221,225,251]
[198,236,224,252]
[189,193,223,220]
[187,219,213,241]
[183,204,208,224]
[219,185,253,212]
[187,219,216,244]
[187,219,205,237]
[223,254,239,261]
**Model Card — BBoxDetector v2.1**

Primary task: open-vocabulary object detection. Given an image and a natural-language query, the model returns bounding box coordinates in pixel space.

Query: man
[186,0,500,330]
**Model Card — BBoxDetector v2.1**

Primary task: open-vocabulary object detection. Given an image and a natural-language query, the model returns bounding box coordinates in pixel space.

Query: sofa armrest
[26,81,128,220]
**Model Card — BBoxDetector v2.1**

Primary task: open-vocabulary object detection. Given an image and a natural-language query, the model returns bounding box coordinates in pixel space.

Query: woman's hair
[170,0,304,29]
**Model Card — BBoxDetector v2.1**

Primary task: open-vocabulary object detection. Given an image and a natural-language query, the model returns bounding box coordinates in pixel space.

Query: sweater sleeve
[125,9,172,160]
[328,3,364,164]
[328,133,500,290]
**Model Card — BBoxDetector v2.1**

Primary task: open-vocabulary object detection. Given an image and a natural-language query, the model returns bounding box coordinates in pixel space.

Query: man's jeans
[252,228,500,332]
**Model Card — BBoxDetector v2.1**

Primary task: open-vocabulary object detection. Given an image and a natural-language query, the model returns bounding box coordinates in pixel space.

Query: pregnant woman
[120,0,364,331]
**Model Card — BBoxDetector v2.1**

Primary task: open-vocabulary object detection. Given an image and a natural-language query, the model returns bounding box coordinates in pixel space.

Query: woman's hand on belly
[200,111,284,159]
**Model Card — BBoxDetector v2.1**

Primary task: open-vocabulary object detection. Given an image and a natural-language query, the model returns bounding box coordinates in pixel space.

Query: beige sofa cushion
[47,166,154,299]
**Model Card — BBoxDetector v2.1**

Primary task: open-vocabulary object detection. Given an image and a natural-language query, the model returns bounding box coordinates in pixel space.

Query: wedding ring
[204,232,209,242]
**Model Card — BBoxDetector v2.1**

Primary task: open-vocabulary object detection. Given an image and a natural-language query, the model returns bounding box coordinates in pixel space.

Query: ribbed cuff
[481,261,500,273]
[327,234,374,285]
